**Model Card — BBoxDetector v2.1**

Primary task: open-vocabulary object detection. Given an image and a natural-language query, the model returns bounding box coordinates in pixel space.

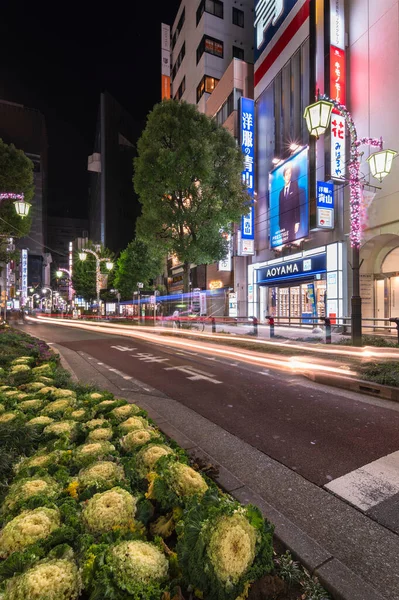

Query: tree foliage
[0,138,35,260]
[71,242,116,303]
[133,100,250,291]
[113,239,163,300]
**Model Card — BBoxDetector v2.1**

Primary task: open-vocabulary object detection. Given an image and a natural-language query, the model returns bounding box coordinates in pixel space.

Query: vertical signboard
[330,46,346,106]
[161,23,171,100]
[330,0,345,50]
[317,181,335,229]
[239,97,255,254]
[331,113,346,180]
[21,249,28,306]
[218,233,232,271]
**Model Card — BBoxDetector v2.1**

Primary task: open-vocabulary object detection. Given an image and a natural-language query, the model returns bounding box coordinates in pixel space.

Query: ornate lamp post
[41,287,53,312]
[56,268,74,302]
[78,248,113,309]
[304,95,396,345]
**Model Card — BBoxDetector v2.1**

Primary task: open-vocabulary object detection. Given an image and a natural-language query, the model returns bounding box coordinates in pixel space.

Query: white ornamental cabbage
[82,487,137,534]
[3,558,81,600]
[108,540,168,590]
[0,507,60,557]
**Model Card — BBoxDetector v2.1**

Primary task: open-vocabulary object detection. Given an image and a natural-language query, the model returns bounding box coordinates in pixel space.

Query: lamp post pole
[304,95,396,346]
[78,248,113,316]
[42,287,53,312]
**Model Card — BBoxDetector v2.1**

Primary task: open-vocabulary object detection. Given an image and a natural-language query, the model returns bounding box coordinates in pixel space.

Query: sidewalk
[52,341,398,600]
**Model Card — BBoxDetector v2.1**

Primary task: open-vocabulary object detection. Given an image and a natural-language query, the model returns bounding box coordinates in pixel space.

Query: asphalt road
[22,320,399,489]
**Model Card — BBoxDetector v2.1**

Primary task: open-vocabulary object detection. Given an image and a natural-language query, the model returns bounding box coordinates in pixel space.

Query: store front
[248,244,345,326]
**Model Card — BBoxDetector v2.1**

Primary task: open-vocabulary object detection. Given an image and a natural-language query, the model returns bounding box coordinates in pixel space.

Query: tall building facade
[166,0,255,314]
[0,99,49,291]
[249,0,399,329]
[170,0,254,107]
[88,92,142,255]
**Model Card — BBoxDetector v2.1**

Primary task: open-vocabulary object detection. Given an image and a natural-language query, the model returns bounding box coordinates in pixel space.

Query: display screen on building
[239,97,255,247]
[269,147,309,248]
[254,0,302,60]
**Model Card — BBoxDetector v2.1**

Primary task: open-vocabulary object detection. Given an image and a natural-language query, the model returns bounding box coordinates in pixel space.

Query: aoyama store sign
[257,253,326,284]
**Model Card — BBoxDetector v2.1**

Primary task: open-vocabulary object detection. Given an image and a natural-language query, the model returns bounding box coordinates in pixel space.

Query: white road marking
[97,362,104,365]
[164,365,222,384]
[111,345,137,352]
[325,450,399,511]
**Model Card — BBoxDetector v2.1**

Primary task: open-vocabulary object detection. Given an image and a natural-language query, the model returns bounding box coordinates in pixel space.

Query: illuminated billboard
[269,147,309,248]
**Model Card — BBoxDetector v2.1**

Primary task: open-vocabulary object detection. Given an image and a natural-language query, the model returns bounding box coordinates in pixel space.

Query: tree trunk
[183,262,191,294]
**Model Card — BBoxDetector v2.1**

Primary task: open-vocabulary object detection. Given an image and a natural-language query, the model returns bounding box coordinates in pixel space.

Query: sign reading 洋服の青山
[317,181,335,229]
[257,253,326,285]
[239,97,255,242]
[269,147,309,248]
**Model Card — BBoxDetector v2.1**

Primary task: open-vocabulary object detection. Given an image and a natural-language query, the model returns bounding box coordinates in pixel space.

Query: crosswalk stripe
[325,450,399,511]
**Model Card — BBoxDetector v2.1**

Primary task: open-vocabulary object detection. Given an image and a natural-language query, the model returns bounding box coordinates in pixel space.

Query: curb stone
[304,372,399,402]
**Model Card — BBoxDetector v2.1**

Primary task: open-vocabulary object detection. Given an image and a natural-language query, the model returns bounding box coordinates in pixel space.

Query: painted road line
[164,365,222,384]
[325,450,399,511]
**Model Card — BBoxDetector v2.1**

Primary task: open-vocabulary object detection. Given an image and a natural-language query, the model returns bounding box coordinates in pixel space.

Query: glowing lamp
[106,261,114,270]
[303,100,333,137]
[367,149,396,182]
[14,199,31,217]
[79,252,87,261]
[56,270,63,278]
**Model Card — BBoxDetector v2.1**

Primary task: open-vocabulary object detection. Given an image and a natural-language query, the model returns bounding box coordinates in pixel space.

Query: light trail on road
[29,316,356,378]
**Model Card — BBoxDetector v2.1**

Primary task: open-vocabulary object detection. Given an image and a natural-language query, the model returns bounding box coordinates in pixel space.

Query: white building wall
[349,0,399,321]
[171,0,254,109]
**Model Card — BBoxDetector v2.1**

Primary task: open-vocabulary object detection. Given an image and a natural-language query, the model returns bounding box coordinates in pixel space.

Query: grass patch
[360,361,399,387]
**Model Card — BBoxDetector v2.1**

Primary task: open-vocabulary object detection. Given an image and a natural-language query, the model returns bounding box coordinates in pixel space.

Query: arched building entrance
[360,234,399,324]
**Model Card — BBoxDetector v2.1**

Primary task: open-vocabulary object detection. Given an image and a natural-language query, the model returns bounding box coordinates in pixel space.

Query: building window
[214,88,242,125]
[174,77,186,100]
[196,0,224,25]
[232,7,244,27]
[172,42,186,81]
[172,8,185,49]
[232,45,244,60]
[196,35,224,64]
[196,75,220,102]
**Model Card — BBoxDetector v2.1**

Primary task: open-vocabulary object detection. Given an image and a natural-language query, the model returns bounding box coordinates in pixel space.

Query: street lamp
[0,193,31,217]
[78,248,113,309]
[41,287,53,312]
[55,268,74,302]
[304,94,397,345]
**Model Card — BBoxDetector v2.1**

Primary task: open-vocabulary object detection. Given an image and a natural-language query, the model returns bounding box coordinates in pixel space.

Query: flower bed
[0,328,330,599]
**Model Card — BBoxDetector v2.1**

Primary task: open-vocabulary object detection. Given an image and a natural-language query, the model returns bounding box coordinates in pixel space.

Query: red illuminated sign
[330,45,346,106]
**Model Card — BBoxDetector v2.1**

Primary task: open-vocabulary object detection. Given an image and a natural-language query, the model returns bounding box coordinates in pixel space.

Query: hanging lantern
[303,100,334,137]
[79,252,87,261]
[13,199,31,217]
[106,261,114,270]
[367,149,397,182]
[56,270,63,278]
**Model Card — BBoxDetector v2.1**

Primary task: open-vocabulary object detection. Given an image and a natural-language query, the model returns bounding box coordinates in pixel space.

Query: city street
[23,319,399,528]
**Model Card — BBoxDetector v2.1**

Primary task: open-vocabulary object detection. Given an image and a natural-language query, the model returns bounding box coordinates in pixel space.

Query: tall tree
[0,139,35,261]
[71,242,115,303]
[134,100,250,292]
[113,239,164,300]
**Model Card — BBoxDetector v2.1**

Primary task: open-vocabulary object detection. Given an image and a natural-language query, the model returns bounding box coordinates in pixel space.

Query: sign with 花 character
[317,181,335,229]
[239,97,255,247]
[330,113,346,181]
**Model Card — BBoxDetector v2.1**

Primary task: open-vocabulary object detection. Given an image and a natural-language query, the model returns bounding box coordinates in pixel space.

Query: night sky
[0,0,181,219]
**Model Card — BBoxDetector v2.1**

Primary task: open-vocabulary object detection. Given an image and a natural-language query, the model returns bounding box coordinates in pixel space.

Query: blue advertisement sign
[257,253,326,285]
[317,181,334,229]
[269,147,309,248]
[239,97,255,241]
[254,0,301,61]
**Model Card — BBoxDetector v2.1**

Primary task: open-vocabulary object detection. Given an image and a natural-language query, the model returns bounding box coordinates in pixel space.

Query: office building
[0,99,49,290]
[88,92,142,255]
[249,0,399,330]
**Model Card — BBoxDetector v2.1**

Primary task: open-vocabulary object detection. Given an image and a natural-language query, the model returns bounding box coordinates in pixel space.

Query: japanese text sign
[317,181,335,229]
[330,114,346,181]
[239,97,255,241]
[330,46,346,106]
